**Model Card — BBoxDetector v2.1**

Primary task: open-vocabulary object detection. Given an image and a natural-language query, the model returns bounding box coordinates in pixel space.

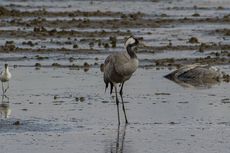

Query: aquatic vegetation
[35,63,42,67]
[188,37,199,43]
[52,63,61,67]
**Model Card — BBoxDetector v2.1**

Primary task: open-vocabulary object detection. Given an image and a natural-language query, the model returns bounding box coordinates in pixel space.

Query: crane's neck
[4,66,9,73]
[126,44,137,59]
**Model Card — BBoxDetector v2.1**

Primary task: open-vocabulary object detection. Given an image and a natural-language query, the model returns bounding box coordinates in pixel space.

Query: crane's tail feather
[104,81,113,94]
[105,82,109,93]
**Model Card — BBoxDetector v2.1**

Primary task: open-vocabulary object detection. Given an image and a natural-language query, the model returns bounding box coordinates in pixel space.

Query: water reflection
[0,95,11,118]
[106,125,127,153]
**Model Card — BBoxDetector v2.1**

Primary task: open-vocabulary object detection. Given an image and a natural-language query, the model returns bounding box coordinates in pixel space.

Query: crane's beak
[138,41,147,47]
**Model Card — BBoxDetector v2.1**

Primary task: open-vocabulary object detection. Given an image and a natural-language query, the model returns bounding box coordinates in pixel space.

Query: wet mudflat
[0,0,230,153]
[0,65,229,153]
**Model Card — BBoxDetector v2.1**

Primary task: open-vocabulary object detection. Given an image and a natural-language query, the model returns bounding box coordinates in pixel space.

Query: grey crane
[103,36,144,124]
[0,64,11,95]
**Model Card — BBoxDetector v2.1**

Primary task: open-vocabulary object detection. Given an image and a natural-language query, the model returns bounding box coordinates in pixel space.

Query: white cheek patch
[125,37,136,48]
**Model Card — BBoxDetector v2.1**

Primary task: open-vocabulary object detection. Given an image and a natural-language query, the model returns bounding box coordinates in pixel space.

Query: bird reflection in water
[0,95,11,118]
[105,125,128,153]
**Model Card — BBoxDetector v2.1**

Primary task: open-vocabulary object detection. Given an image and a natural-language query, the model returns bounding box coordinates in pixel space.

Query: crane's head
[125,36,147,49]
[125,36,139,48]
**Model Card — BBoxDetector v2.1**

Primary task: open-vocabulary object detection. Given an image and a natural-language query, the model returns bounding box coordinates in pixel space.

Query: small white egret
[0,64,12,94]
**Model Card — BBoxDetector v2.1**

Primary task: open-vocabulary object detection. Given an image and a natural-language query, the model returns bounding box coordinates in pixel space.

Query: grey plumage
[165,64,223,88]
[104,52,138,93]
[103,36,140,124]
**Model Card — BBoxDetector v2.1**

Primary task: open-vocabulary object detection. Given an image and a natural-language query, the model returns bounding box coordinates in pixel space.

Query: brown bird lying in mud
[164,64,229,88]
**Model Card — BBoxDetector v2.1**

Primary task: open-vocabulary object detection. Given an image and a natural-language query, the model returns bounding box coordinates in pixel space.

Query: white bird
[103,36,143,124]
[0,64,12,94]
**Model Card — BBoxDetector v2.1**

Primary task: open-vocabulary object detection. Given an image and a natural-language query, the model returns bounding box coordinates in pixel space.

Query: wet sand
[0,0,230,153]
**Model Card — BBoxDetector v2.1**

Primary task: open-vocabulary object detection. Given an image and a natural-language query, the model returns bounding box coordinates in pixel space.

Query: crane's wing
[113,52,138,76]
[103,55,115,94]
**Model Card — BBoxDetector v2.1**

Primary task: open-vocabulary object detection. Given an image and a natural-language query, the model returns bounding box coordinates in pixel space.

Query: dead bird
[164,64,226,88]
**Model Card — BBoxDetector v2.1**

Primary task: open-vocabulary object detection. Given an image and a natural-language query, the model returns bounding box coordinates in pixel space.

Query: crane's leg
[114,84,120,125]
[119,82,128,124]
[115,125,120,152]
[2,82,5,95]
[1,94,3,102]
[4,81,9,93]
[120,124,127,152]
[4,94,9,101]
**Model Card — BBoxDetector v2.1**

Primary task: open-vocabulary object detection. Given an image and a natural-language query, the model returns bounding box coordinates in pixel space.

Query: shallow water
[0,62,229,153]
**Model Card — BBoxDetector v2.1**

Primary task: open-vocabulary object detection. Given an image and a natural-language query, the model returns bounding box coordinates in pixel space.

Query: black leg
[115,124,120,152]
[114,124,127,153]
[120,124,127,151]
[1,94,3,102]
[4,94,9,101]
[1,94,9,103]
[119,83,123,96]
[114,85,120,125]
[2,82,5,95]
[119,82,128,124]
[4,81,9,93]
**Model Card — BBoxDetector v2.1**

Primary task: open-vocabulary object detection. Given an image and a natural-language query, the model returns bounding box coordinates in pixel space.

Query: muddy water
[0,0,230,153]
[0,65,229,153]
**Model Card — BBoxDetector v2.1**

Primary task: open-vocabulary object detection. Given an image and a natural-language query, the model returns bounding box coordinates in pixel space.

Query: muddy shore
[0,5,229,67]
